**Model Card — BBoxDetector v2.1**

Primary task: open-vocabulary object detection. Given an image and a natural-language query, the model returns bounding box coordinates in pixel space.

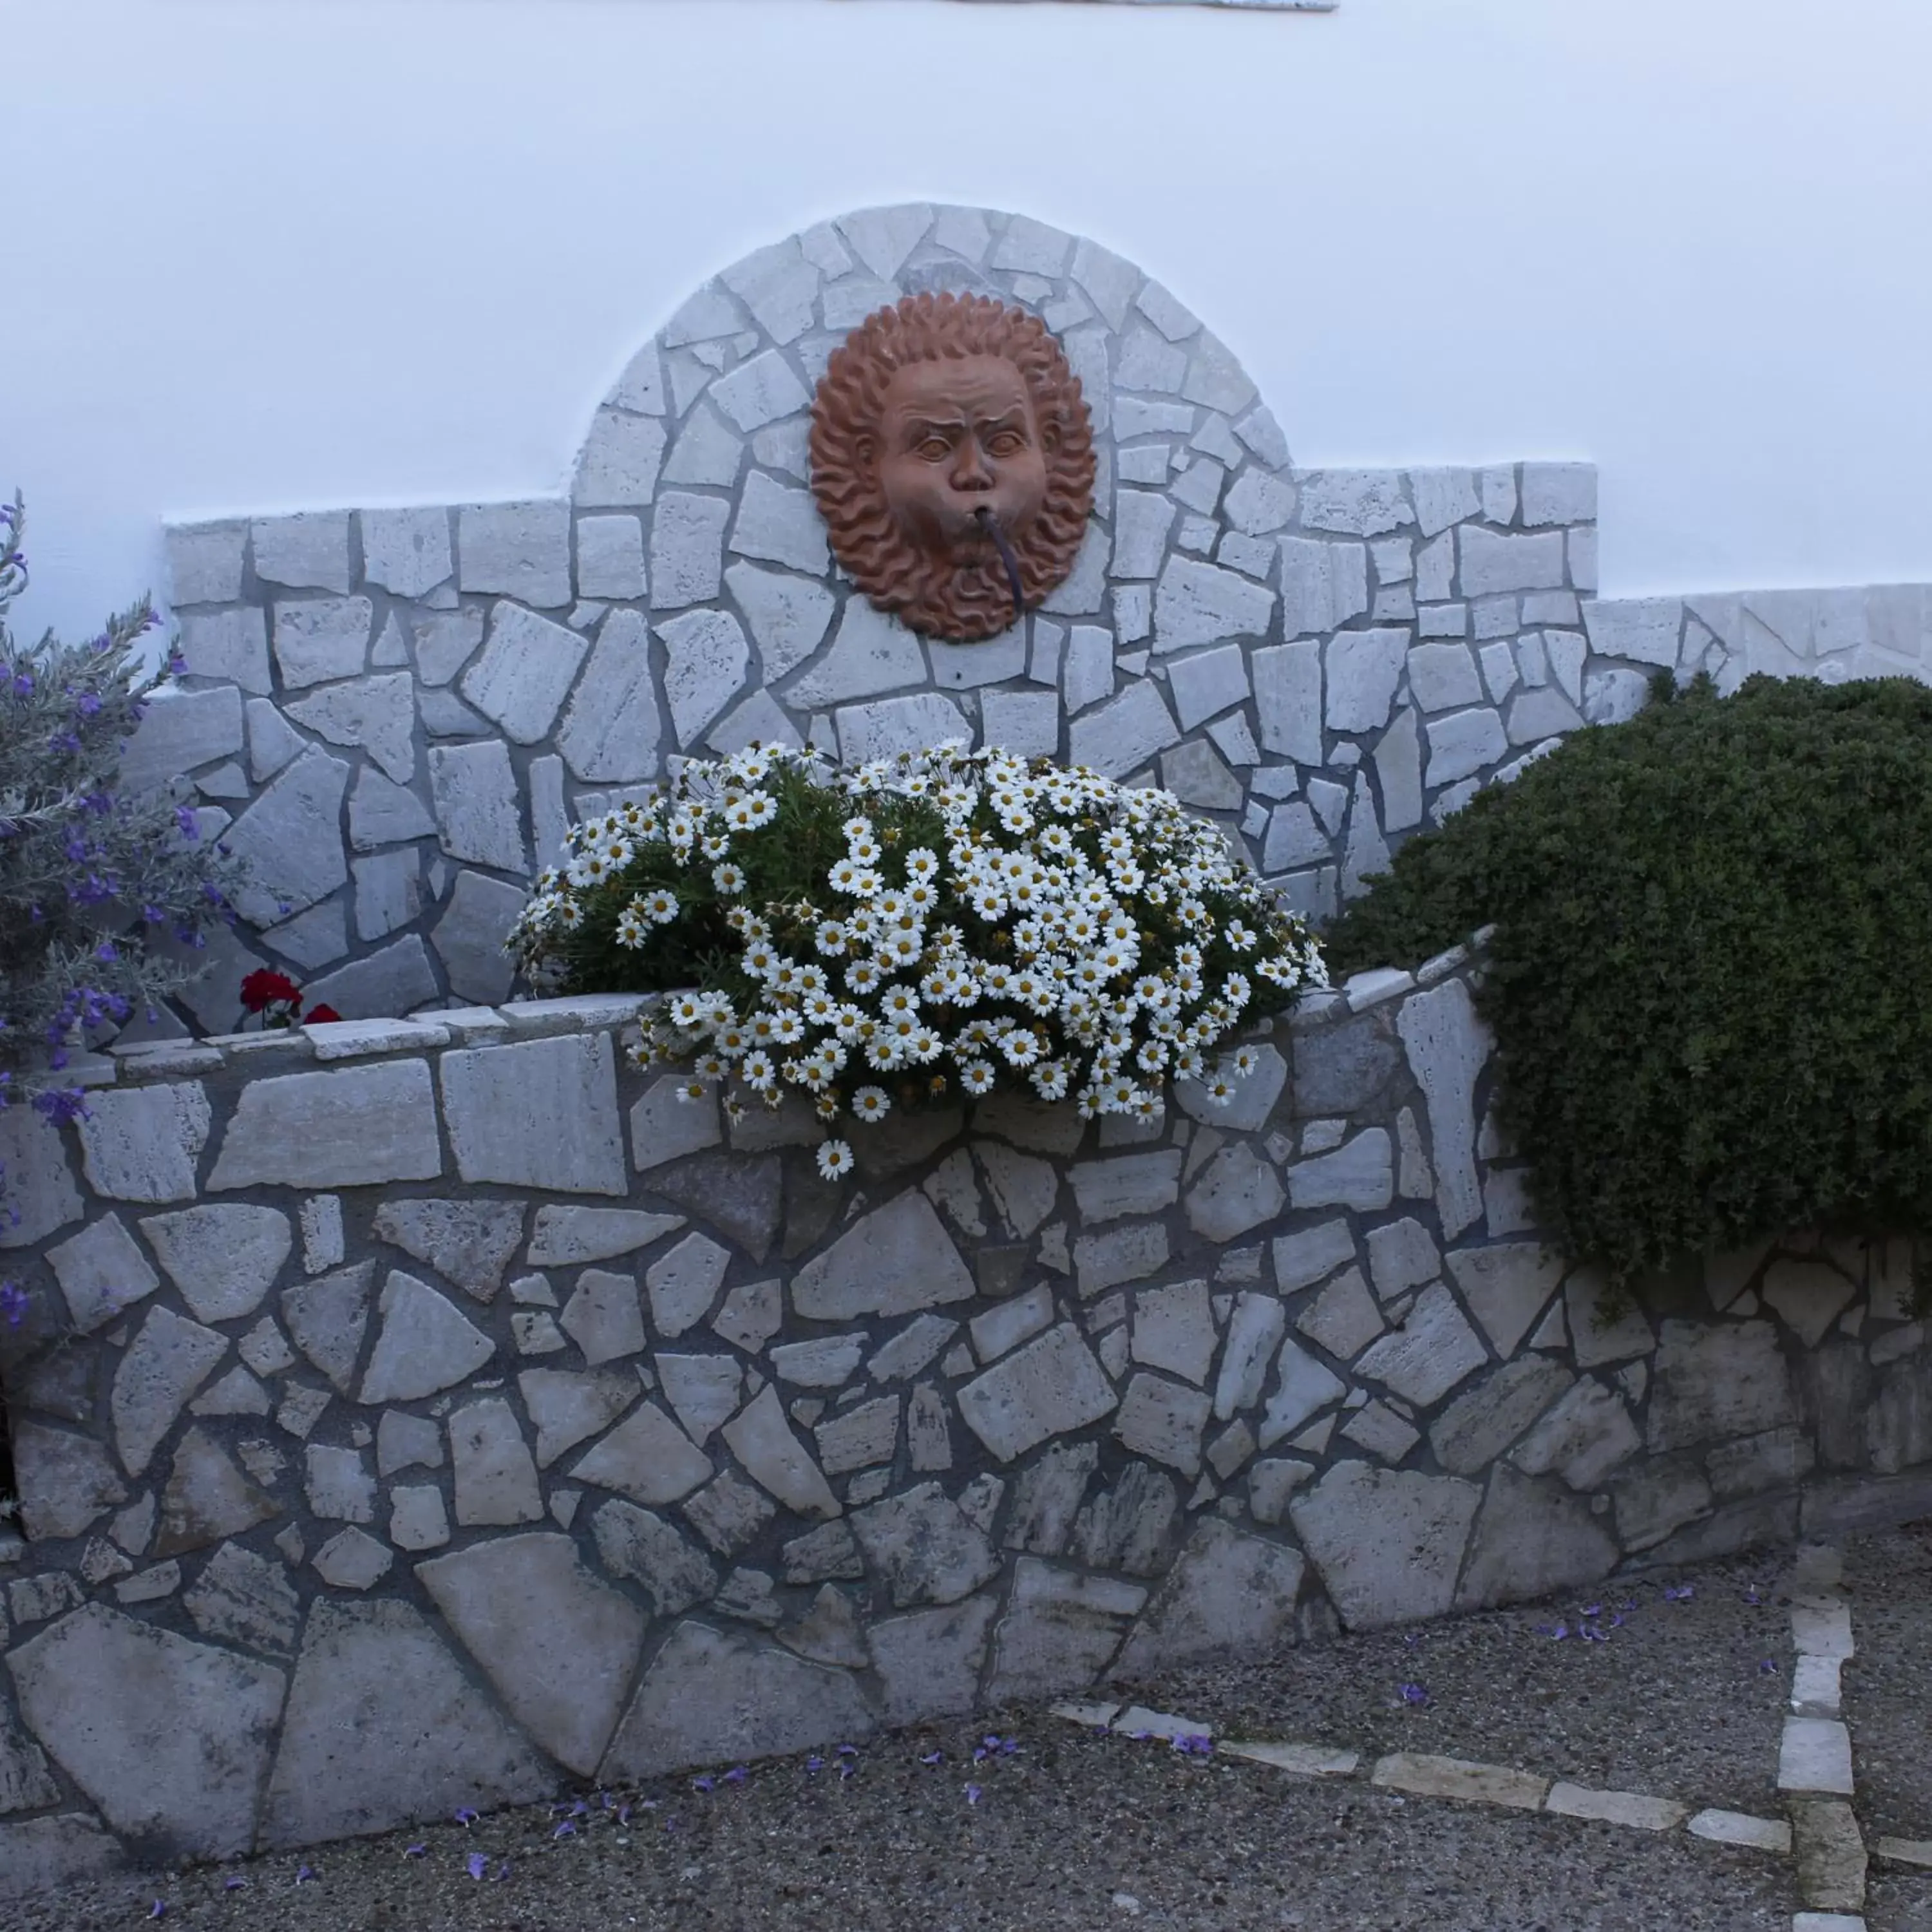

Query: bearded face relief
[810,292,1096,642]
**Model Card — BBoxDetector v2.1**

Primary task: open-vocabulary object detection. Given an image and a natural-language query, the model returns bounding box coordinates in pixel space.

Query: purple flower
[838,1743,859,1756]
[804,1754,824,1773]
[964,1783,983,1806]
[1759,1659,1778,1674]
[691,1776,714,1794]
[1664,1584,1694,1603]
[1582,1625,1609,1644]
[920,1750,943,1765]
[723,1765,747,1784]
[491,1861,512,1882]
[466,1852,487,1880]
[404,1845,426,1858]
[222,1877,247,1891]
[1541,1622,1569,1640]
[294,1864,316,1884]
[454,1806,478,1826]
[838,1762,855,1780]
[1399,1683,1430,1707]
[0,1282,29,1327]
[147,1903,166,1920]
[553,1820,577,1839]
[616,1804,632,1825]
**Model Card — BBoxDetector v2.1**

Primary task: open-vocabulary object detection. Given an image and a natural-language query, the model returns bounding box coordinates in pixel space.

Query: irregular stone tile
[1115,1374,1212,1477]
[47,1212,162,1335]
[570,1400,711,1507]
[956,1323,1117,1462]
[630,1076,725,1173]
[74,1082,211,1205]
[1611,1459,1714,1551]
[1070,1151,1182,1225]
[865,1314,958,1383]
[525,1206,680,1270]
[560,1267,647,1366]
[1341,1398,1421,1463]
[262,1598,549,1851]
[813,1396,898,1475]
[426,870,523,1005]
[220,744,352,927]
[1648,1320,1798,1452]
[1004,1443,1098,1556]
[908,1383,952,1472]
[969,1143,1059,1240]
[1074,1222,1171,1299]
[556,609,663,781]
[722,1386,840,1519]
[17,1343,96,1425]
[969,1283,1054,1363]
[368,1198,524,1303]
[0,1104,82,1249]
[778,1584,868,1669]
[276,1383,332,1440]
[0,1705,62,1817]
[9,1603,284,1858]
[657,1354,744,1446]
[153,1426,279,1558]
[1447,1244,1564,1358]
[442,1033,626,1196]
[791,1191,974,1321]
[1455,1464,1620,1611]
[111,1305,229,1478]
[1071,1463,1180,1575]
[1511,1379,1642,1490]
[641,1232,730,1340]
[681,1471,777,1557]
[448,1396,544,1526]
[1565,1268,1656,1367]
[312,1526,393,1590]
[305,1443,376,1522]
[182,1542,300,1656]
[1760,1259,1857,1350]
[138,1204,290,1323]
[375,1409,444,1476]
[601,1620,871,1781]
[1113,1519,1307,1676]
[869,1596,998,1725]
[418,1532,644,1774]
[359,1270,495,1405]
[1289,1462,1482,1630]
[850,1482,998,1607]
[210,1061,442,1191]
[513,1368,636,1470]
[1131,1280,1215,1387]
[1186,1142,1285,1243]
[987,1560,1144,1701]
[1427,1359,1574,1476]
[1395,980,1488,1240]
[590,1499,718,1615]
[1365,1218,1443,1304]
[0,1813,124,1894]
[9,1424,128,1542]
[1273,1220,1357,1294]
[280,1260,375,1395]
[1257,1337,1347,1448]
[390,1485,451,1551]
[1286,1131,1393,1213]
[1295,1267,1383,1364]
[1354,1283,1488,1408]
[1213,1291,1289,1420]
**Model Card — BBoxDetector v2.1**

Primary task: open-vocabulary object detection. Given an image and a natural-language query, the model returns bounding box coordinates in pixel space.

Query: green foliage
[1326,672,1932,1281]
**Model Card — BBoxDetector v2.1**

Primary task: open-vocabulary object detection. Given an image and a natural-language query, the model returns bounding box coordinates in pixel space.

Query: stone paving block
[1792,1797,1868,1913]
[1370,1752,1550,1811]
[1543,1782,1687,1832]
[1779,1716,1855,1795]
[1113,1519,1305,1676]
[1221,1739,1361,1779]
[958,1323,1118,1462]
[211,1060,442,1190]
[1290,1462,1481,1630]
[359,1269,495,1403]
[442,1032,627,1196]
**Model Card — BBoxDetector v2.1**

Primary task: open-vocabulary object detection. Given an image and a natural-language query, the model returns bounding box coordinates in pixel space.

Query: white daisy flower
[817,1139,854,1179]
[851,1086,891,1122]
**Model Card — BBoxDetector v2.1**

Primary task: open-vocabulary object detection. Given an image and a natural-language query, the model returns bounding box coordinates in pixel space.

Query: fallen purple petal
[466,1853,488,1880]
[1581,1604,1601,1618]
[965,1783,983,1805]
[838,1743,859,1756]
[294,1865,316,1885]
[1399,1683,1430,1706]
[723,1766,748,1784]
[920,1750,943,1765]
[455,1807,479,1827]
[147,1904,166,1921]
[222,1878,247,1893]
[691,1776,714,1794]
[1760,1659,1779,1674]
[617,1804,632,1825]
[491,1861,512,1882]
[553,1821,577,1839]
[404,1845,427,1859]
[972,1746,989,1764]
[805,1755,824,1773]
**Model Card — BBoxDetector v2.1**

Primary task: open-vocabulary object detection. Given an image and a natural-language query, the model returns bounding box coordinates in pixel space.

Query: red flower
[240,969,301,1014]
[303,1004,343,1025]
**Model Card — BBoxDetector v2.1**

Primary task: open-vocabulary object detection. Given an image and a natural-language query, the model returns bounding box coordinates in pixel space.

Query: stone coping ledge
[89,937,1488,1089]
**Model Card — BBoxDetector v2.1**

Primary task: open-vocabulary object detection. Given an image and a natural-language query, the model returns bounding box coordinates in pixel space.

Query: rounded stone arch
[564,203,1300,789]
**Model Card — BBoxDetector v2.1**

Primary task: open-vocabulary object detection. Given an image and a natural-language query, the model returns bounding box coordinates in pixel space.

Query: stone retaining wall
[132,202,1932,1036]
[2,962,1928,1896]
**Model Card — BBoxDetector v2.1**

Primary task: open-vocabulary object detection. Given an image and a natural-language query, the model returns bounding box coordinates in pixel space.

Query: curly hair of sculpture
[810,290,1097,642]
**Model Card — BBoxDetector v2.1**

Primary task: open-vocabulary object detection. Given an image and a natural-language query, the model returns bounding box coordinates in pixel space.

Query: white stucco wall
[5,0,1929,642]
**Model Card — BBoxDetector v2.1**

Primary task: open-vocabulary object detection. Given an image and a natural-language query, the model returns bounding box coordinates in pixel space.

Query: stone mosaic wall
[135,202,1932,1035]
[2,965,1929,1895]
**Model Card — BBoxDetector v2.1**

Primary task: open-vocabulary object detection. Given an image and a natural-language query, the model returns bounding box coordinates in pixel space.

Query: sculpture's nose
[951,439,992,491]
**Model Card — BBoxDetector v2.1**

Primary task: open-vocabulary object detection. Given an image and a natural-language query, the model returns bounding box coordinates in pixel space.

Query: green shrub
[1325,672,1932,1281]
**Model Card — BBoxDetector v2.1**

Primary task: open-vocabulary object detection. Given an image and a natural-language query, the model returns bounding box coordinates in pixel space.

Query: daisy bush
[509,743,1327,1178]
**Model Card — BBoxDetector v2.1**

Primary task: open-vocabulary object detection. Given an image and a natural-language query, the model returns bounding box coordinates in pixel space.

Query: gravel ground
[1842,1519,1932,1844]
[1121,1550,1795,1815]
[1867,1870,1932,1932]
[14,1716,1792,1932]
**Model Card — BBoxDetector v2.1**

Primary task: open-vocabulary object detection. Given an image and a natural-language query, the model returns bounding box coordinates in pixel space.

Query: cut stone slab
[10,1423,128,1542]
[721,1385,840,1519]
[1354,1283,1488,1408]
[591,1499,719,1615]
[526,1206,681,1269]
[441,1032,627,1196]
[370,1198,526,1301]
[1791,1797,1868,1912]
[1647,1320,1798,1452]
[221,748,351,926]
[74,1081,211,1204]
[1447,1244,1565,1358]
[418,1532,646,1775]
[957,1323,1118,1462]
[1286,1131,1393,1213]
[47,1211,161,1334]
[312,1526,395,1591]
[645,1232,731,1338]
[1455,1464,1620,1611]
[1396,979,1488,1240]
[791,1191,975,1321]
[520,1368,639,1468]
[1428,1358,1573,1476]
[182,1542,300,1656]
[209,1060,442,1191]
[1112,1519,1307,1676]
[1510,1378,1641,1490]
[1132,1280,1217,1387]
[560,1267,647,1366]
[358,1269,495,1404]
[1220,1740,1361,1779]
[868,1596,999,1725]
[850,1482,999,1607]
[8,1603,285,1859]
[1543,1782,1689,1832]
[1115,1374,1212,1477]
[1290,1462,1481,1630]
[281,1260,375,1395]
[261,1598,550,1850]
[138,1204,291,1323]
[601,1620,872,1781]
[630,1076,726,1173]
[1186,1142,1286,1243]
[1687,1809,1792,1853]
[154,1426,280,1557]
[1070,1150,1183,1225]
[1779,1716,1855,1795]
[111,1305,229,1477]
[1371,1753,1549,1812]
[568,1399,711,1508]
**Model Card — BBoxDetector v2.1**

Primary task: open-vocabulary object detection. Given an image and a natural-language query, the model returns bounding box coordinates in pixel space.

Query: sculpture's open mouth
[973,504,1027,626]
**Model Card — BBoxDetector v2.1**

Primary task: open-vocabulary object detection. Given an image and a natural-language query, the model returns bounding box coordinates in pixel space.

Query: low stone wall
[1,961,1928,1897]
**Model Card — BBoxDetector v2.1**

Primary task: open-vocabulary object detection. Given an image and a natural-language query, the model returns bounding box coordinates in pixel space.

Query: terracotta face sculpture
[811,291,1095,641]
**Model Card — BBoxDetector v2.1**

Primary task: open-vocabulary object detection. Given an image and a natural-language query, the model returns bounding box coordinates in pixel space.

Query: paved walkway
[16,1530,1932,1930]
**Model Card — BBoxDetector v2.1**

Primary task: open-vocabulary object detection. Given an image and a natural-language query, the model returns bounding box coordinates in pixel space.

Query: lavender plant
[0,493,244,1317]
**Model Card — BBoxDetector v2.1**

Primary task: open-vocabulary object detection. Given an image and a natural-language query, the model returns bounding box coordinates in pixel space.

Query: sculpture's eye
[987,430,1025,457]
[917,436,952,462]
